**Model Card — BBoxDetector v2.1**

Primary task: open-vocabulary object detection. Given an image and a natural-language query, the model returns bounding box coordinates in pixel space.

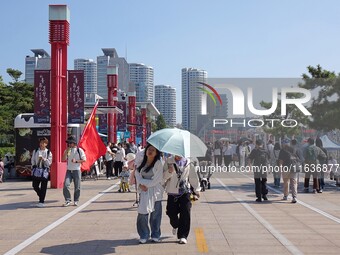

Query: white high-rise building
[74,59,97,94]
[181,68,207,133]
[129,63,154,103]
[155,85,176,127]
[97,48,129,99]
[25,49,50,85]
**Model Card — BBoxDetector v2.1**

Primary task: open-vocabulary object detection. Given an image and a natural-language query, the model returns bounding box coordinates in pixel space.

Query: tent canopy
[320,135,340,150]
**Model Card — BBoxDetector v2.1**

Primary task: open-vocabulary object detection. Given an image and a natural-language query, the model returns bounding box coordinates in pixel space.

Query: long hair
[137,144,161,173]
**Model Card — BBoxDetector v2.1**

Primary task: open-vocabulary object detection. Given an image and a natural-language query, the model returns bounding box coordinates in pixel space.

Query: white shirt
[115,147,125,162]
[31,148,52,169]
[105,146,113,161]
[67,147,86,171]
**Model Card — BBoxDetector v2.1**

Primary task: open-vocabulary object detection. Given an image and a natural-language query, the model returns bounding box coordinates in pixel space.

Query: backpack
[256,148,268,166]
[288,150,300,171]
[305,146,316,163]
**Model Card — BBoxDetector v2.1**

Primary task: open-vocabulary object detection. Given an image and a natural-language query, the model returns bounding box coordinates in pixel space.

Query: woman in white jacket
[135,144,164,244]
[31,137,52,208]
[163,155,201,244]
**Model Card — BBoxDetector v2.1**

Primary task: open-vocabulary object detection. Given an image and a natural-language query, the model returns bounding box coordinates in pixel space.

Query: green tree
[299,65,340,131]
[0,70,34,140]
[6,68,23,83]
[155,114,167,131]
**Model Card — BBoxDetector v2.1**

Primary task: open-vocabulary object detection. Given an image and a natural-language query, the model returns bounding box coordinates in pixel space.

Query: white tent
[320,135,340,150]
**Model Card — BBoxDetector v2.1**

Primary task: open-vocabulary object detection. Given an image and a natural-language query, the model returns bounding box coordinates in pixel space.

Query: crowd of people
[25,136,200,245]
[209,136,338,203]
[2,133,338,245]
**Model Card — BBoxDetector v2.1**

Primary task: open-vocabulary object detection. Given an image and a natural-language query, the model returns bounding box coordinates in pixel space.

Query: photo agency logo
[207,78,312,128]
[197,82,223,106]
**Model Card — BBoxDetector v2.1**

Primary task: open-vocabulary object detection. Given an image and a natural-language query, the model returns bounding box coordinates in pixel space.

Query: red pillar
[128,92,136,143]
[107,66,118,143]
[49,5,70,188]
[141,107,147,147]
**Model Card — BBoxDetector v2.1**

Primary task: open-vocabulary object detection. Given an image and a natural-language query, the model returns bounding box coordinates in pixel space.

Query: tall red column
[107,66,118,144]
[49,5,70,188]
[128,92,136,143]
[141,107,147,147]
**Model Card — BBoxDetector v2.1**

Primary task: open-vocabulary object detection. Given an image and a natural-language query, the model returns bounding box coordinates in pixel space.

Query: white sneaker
[179,238,187,244]
[139,239,147,244]
[37,203,45,208]
[74,201,79,206]
[151,237,161,243]
[172,228,177,235]
[107,177,111,180]
[282,196,288,200]
[63,201,71,207]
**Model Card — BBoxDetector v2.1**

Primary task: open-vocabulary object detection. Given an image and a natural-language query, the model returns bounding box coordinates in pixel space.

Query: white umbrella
[219,137,230,142]
[147,128,207,158]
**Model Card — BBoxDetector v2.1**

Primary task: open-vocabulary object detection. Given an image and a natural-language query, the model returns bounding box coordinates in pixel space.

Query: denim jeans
[137,201,162,239]
[63,170,81,202]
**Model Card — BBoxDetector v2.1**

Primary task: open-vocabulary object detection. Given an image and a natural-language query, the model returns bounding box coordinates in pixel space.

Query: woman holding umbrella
[146,128,206,244]
[135,144,164,244]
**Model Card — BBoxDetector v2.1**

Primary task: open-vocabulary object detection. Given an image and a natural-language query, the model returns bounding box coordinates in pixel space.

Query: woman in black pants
[163,155,200,244]
[113,143,125,176]
[31,137,52,208]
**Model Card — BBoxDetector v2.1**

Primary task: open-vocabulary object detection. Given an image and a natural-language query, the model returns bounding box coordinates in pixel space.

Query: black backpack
[256,148,268,166]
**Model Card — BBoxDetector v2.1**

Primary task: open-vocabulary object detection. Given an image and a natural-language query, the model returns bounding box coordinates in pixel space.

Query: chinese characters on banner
[98,101,108,133]
[68,70,84,124]
[34,70,51,123]
[136,114,143,137]
[117,101,127,132]
[146,122,152,138]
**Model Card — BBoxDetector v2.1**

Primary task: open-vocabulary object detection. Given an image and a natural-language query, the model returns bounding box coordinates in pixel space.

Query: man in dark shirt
[248,140,269,202]
[278,139,298,203]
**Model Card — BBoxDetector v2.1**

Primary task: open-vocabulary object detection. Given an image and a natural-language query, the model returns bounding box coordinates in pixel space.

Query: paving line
[239,172,340,224]
[195,227,209,253]
[4,182,120,255]
[215,178,304,255]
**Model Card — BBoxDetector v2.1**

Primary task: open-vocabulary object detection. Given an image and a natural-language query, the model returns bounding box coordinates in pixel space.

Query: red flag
[79,102,107,172]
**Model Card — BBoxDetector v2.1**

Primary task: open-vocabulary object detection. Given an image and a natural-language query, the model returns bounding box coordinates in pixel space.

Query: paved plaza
[1,171,340,255]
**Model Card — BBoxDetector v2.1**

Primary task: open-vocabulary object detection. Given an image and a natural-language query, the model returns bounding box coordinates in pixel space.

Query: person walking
[31,137,53,207]
[163,155,201,244]
[113,143,125,177]
[222,141,233,168]
[248,140,269,202]
[273,142,281,187]
[278,139,299,203]
[214,140,222,166]
[0,156,5,183]
[135,144,164,244]
[105,142,115,180]
[315,138,328,192]
[62,136,86,207]
[303,138,326,193]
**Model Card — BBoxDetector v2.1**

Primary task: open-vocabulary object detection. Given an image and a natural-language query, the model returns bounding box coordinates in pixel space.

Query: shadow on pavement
[0,200,59,210]
[40,239,139,255]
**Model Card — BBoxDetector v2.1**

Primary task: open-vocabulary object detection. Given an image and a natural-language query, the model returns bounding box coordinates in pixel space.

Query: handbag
[32,167,49,181]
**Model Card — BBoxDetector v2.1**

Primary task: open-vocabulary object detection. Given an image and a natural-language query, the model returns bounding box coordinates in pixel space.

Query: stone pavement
[1,172,340,255]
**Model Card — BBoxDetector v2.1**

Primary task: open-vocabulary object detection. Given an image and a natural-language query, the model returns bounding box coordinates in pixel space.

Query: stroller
[196,160,213,191]
[196,148,214,191]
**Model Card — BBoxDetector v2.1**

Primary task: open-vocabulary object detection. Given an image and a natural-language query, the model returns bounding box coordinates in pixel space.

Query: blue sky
[1,0,340,123]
